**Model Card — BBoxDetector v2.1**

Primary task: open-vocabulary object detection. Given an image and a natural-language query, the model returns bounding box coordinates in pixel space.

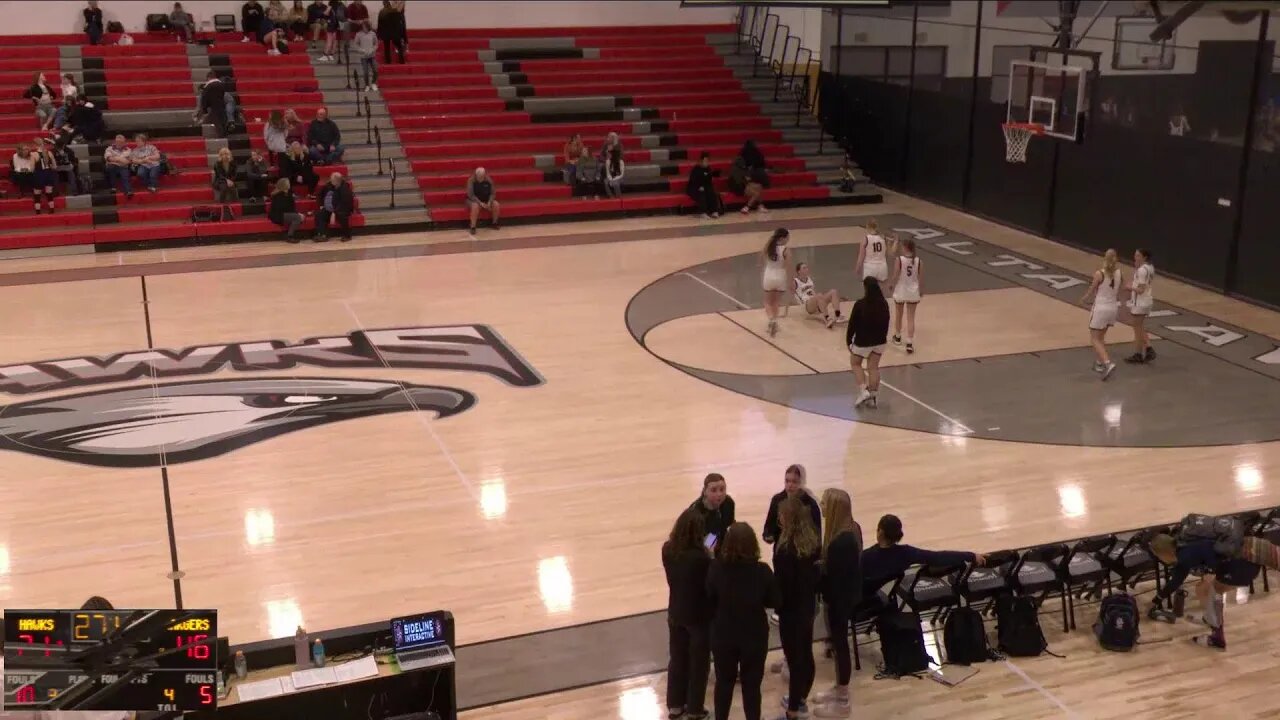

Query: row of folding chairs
[848,507,1280,670]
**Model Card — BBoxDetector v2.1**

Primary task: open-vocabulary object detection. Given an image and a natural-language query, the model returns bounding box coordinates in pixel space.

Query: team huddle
[759,222,1159,398]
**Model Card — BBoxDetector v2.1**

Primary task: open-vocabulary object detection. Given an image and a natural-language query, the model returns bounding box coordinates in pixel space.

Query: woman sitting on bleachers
[279,142,319,197]
[268,178,306,242]
[283,109,306,146]
[264,110,289,163]
[9,143,35,198]
[212,147,240,203]
[23,73,57,132]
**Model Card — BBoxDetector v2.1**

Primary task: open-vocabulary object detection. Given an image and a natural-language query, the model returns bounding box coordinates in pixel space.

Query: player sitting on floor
[792,262,842,329]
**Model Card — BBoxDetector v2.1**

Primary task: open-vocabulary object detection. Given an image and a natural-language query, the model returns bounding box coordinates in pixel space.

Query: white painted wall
[0,0,736,36]
[824,0,1264,77]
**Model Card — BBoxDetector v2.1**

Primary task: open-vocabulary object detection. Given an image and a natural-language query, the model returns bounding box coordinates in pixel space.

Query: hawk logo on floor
[0,325,542,468]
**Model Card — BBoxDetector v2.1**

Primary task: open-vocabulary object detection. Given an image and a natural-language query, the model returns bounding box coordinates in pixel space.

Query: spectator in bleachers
[269,178,305,242]
[573,146,600,198]
[29,138,57,214]
[306,108,344,163]
[60,74,79,103]
[604,147,624,199]
[320,0,346,62]
[131,133,162,193]
[354,21,379,91]
[9,144,34,198]
[562,133,583,184]
[195,71,228,136]
[212,147,240,203]
[23,73,57,131]
[731,140,768,214]
[267,0,287,27]
[686,152,722,218]
[64,96,104,144]
[377,0,407,65]
[347,0,369,35]
[281,141,318,196]
[84,1,105,46]
[241,0,265,43]
[307,0,327,46]
[103,135,134,198]
[465,167,500,235]
[283,108,306,145]
[264,111,289,162]
[600,131,622,161]
[662,507,712,720]
[315,172,354,242]
[260,17,286,56]
[52,142,82,196]
[245,149,271,201]
[170,3,194,43]
[707,522,778,720]
[287,0,310,39]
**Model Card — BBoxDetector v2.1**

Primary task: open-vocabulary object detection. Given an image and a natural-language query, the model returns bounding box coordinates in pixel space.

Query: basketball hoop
[1002,122,1044,163]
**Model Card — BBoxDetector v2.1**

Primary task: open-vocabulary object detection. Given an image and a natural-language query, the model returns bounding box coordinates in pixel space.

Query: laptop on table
[390,611,455,671]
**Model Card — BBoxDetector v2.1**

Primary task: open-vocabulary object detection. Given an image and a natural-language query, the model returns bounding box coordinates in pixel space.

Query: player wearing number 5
[888,237,921,354]
[856,219,891,288]
[1080,248,1122,381]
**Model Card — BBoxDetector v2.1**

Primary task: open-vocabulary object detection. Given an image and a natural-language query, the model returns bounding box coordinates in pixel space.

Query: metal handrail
[374,126,383,175]
[388,157,397,209]
[773,33,796,101]
[364,96,372,144]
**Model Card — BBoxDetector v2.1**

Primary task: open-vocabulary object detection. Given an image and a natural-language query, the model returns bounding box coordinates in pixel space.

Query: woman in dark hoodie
[688,473,735,551]
[762,464,822,549]
[663,507,713,720]
[707,522,778,720]
[773,497,821,719]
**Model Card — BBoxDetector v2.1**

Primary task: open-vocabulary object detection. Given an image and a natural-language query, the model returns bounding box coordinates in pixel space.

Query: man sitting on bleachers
[315,172,354,242]
[466,167,500,235]
[306,108,344,164]
[103,135,134,198]
[131,134,162,194]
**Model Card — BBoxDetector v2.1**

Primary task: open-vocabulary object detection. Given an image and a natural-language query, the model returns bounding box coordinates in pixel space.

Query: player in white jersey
[1124,248,1157,364]
[856,218,891,284]
[759,228,791,337]
[888,237,922,353]
[793,262,843,328]
[1080,248,1122,381]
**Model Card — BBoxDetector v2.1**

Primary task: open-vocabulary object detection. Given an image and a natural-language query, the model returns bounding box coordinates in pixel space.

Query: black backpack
[1178,513,1245,557]
[943,606,995,665]
[191,204,234,223]
[876,610,932,677]
[995,595,1047,657]
[1094,594,1140,651]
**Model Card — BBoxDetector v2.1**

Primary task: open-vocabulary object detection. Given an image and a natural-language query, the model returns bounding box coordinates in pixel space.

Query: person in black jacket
[64,96,104,144]
[242,0,265,41]
[707,522,778,720]
[315,172,354,241]
[306,107,344,163]
[84,1,104,45]
[280,142,319,196]
[762,464,821,550]
[245,149,272,201]
[847,276,890,409]
[688,473,735,551]
[377,0,407,64]
[268,178,306,242]
[774,497,820,719]
[195,72,228,136]
[686,151,722,218]
[663,507,712,720]
[860,514,982,603]
[811,488,862,718]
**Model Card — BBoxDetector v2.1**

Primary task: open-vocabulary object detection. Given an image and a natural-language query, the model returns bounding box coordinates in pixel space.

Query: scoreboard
[3,609,218,712]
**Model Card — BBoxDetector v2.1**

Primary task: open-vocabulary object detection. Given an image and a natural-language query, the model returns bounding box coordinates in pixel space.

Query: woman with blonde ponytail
[812,489,862,717]
[1080,248,1123,381]
[773,498,821,718]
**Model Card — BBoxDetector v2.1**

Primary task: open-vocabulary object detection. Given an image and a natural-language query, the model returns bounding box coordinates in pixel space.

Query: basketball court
[0,188,1278,716]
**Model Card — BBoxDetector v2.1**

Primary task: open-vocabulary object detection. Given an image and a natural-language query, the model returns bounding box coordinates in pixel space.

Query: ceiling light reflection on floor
[619,685,662,720]
[538,556,574,614]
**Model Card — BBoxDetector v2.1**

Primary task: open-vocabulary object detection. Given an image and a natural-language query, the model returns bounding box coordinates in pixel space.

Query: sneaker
[892,335,902,345]
[491,222,501,230]
[906,342,914,354]
[854,389,871,408]
[812,699,850,718]
[701,213,711,219]
[1145,346,1156,361]
[769,612,780,626]
[711,212,720,218]
[1124,352,1146,364]
[867,393,878,409]
[267,48,280,56]
[778,697,810,717]
[1092,362,1105,373]
[812,687,847,704]
[340,235,352,243]
[667,709,683,720]
[241,36,250,42]
[758,204,770,213]
[768,319,778,337]
[740,205,751,214]
[468,226,477,236]
[1100,362,1116,381]
[286,236,300,244]
[369,83,379,92]
[1191,634,1226,652]
[314,234,328,242]
[825,315,835,329]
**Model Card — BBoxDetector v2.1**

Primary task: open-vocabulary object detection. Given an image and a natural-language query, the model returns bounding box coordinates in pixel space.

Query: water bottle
[294,627,309,669]
[311,638,326,668]
[233,650,247,680]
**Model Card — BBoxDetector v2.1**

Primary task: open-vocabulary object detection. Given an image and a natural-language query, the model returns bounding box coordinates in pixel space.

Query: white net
[1002,123,1039,163]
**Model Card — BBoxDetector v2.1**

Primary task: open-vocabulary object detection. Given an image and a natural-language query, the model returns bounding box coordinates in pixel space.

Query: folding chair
[1057,535,1117,630]
[213,14,237,32]
[1102,529,1158,591]
[1254,508,1280,592]
[850,573,903,672]
[959,549,1019,617]
[1008,543,1069,633]
[896,562,966,628]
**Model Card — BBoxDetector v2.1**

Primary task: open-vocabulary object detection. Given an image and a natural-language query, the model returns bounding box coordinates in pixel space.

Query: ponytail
[1103,248,1118,275]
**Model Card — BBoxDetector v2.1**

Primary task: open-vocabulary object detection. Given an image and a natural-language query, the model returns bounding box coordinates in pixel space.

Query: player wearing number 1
[888,237,921,354]
[1080,248,1122,381]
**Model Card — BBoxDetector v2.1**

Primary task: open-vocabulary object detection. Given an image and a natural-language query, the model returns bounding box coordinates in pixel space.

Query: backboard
[1114,16,1176,70]
[1006,47,1099,143]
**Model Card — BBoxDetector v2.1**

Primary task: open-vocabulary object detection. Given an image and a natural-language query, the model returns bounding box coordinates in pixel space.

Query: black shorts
[1217,558,1261,587]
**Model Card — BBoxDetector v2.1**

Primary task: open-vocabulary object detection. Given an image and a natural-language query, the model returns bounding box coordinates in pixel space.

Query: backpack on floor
[943,606,996,665]
[1094,593,1140,652]
[995,594,1047,657]
[191,204,233,223]
[876,610,932,678]
[1178,513,1246,557]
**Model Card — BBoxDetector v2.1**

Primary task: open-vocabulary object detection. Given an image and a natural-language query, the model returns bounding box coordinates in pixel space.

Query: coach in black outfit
[772,498,820,719]
[689,473,735,549]
[812,488,862,713]
[707,522,778,720]
[761,464,821,549]
[662,507,712,720]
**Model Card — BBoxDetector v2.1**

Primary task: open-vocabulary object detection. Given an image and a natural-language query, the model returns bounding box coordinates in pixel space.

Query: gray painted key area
[626,214,1280,448]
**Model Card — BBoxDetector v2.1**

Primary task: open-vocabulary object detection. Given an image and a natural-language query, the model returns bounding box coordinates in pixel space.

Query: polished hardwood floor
[0,191,1277,717]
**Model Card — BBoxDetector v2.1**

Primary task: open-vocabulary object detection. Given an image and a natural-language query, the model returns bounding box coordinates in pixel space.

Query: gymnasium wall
[0,1,736,36]
[819,0,1280,307]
